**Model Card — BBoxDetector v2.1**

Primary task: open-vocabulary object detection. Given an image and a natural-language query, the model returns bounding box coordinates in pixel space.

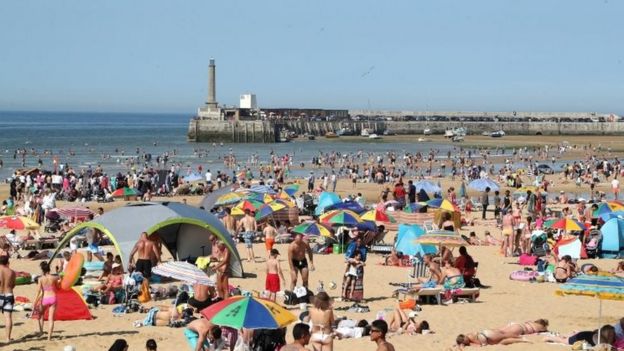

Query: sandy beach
[0,174,622,351]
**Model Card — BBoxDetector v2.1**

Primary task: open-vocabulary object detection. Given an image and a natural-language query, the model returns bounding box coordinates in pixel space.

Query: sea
[0,110,532,181]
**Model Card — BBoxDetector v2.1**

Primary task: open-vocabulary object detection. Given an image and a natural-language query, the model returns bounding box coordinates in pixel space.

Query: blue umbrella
[325,201,365,214]
[415,181,441,194]
[395,224,437,256]
[315,192,341,215]
[248,185,277,194]
[600,211,624,222]
[468,178,500,192]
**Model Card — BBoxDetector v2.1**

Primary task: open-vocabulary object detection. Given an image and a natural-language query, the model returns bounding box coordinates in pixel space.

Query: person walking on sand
[370,320,395,351]
[128,232,161,279]
[288,233,314,290]
[0,255,16,342]
[265,249,285,301]
[34,261,59,341]
[263,221,278,257]
[238,209,257,262]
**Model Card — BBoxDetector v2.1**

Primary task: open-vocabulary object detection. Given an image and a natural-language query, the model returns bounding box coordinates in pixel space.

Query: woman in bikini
[34,261,59,341]
[499,319,549,336]
[309,291,335,351]
[554,255,576,283]
[455,329,529,348]
[440,260,465,291]
[387,307,431,335]
[501,211,515,257]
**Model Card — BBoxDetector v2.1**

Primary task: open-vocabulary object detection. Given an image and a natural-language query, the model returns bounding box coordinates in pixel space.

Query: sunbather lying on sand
[544,325,615,348]
[455,329,530,348]
[497,319,549,336]
[386,308,431,335]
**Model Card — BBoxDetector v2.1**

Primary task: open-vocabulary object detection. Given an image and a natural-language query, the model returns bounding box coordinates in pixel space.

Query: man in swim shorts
[263,221,278,257]
[0,255,16,342]
[129,232,160,279]
[288,233,314,290]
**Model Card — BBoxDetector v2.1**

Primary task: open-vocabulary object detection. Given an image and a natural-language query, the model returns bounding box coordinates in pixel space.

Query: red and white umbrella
[51,207,95,220]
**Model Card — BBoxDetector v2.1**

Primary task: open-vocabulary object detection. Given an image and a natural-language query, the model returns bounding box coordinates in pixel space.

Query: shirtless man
[221,208,236,239]
[370,320,395,351]
[214,241,231,299]
[128,232,160,279]
[288,233,314,290]
[405,254,442,292]
[263,222,278,257]
[0,255,16,342]
[282,323,311,351]
[185,318,224,351]
[188,283,213,311]
[237,209,257,262]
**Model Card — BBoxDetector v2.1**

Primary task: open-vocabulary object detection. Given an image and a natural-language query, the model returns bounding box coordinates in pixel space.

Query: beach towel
[143,307,159,326]
[342,267,364,301]
[184,328,210,350]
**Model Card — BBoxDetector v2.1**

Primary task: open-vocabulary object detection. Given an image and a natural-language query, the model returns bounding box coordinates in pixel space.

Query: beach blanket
[342,267,364,301]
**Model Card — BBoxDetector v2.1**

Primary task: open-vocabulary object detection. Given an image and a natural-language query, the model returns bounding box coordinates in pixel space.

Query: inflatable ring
[15,271,32,285]
[60,253,85,290]
[509,270,539,281]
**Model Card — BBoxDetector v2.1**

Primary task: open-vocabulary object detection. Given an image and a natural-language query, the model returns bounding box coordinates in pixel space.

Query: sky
[0,0,622,114]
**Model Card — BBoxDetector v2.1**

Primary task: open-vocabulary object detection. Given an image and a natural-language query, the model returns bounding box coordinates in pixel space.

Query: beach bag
[518,254,537,266]
[138,279,151,303]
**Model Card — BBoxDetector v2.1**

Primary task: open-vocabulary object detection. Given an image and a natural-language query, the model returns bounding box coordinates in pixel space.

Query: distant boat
[490,130,505,138]
[325,132,338,138]
[279,137,290,143]
[361,129,370,137]
[452,135,464,142]
[383,129,395,136]
[368,134,382,140]
[423,128,432,135]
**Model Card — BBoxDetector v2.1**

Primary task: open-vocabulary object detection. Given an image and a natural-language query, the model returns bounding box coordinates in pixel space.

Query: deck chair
[422,220,435,232]
[0,234,23,258]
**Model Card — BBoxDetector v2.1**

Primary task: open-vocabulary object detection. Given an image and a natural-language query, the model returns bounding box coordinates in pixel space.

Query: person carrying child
[342,251,365,301]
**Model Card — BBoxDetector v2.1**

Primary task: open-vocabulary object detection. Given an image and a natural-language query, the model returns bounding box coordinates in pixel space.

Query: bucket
[333,244,344,254]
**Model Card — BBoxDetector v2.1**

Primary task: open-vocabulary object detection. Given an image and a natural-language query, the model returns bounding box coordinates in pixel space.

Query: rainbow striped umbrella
[319,210,362,226]
[201,296,296,329]
[231,199,264,216]
[361,209,396,223]
[550,218,586,231]
[215,192,243,206]
[245,192,274,204]
[0,216,40,230]
[255,201,286,221]
[292,221,333,237]
[283,184,300,197]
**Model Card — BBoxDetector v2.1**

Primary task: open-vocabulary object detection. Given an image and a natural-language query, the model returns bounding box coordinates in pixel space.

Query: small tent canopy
[50,202,244,278]
[315,192,341,215]
[395,224,437,257]
[554,237,586,260]
[600,218,624,258]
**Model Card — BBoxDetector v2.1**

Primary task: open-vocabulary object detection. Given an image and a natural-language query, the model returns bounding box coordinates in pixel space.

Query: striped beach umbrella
[255,201,286,221]
[151,261,214,286]
[231,199,264,216]
[0,216,40,230]
[201,296,296,329]
[292,222,333,237]
[361,209,396,223]
[550,218,586,231]
[319,210,362,226]
[214,192,243,206]
[426,198,458,212]
[245,192,274,204]
[51,207,95,220]
[283,184,300,197]
[414,230,468,247]
[111,187,140,198]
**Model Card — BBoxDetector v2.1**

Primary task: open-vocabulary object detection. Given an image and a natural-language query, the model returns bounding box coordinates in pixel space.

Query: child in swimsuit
[342,251,364,301]
[34,261,59,341]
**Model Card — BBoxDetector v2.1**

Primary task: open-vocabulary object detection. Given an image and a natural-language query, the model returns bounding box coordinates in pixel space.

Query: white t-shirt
[612,179,620,189]
[205,171,213,182]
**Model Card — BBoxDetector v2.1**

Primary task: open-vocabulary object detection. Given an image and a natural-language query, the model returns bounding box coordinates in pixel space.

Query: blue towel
[184,328,210,350]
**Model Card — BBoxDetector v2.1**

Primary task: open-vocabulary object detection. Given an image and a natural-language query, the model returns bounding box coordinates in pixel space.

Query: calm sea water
[0,110,517,180]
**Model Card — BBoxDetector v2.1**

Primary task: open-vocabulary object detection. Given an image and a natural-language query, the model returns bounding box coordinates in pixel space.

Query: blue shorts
[87,244,100,254]
[422,280,437,289]
[243,231,254,248]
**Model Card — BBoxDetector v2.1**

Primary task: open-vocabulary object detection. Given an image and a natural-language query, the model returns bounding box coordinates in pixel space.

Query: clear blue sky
[1,0,622,113]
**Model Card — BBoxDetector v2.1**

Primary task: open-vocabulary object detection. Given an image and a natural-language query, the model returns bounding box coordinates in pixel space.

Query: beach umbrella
[319,210,363,226]
[555,274,624,338]
[361,209,396,223]
[255,201,286,221]
[51,207,94,220]
[245,192,274,204]
[415,181,441,194]
[414,230,468,247]
[417,189,430,202]
[183,173,203,183]
[248,185,277,195]
[214,192,243,206]
[403,202,428,213]
[151,261,215,286]
[608,201,624,211]
[599,211,624,222]
[426,198,458,212]
[395,224,437,256]
[549,218,586,231]
[292,221,333,237]
[201,295,296,329]
[315,192,341,215]
[458,182,466,198]
[593,203,615,218]
[0,216,40,230]
[231,199,264,216]
[283,184,300,197]
[468,178,500,192]
[325,201,365,214]
[111,187,140,198]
